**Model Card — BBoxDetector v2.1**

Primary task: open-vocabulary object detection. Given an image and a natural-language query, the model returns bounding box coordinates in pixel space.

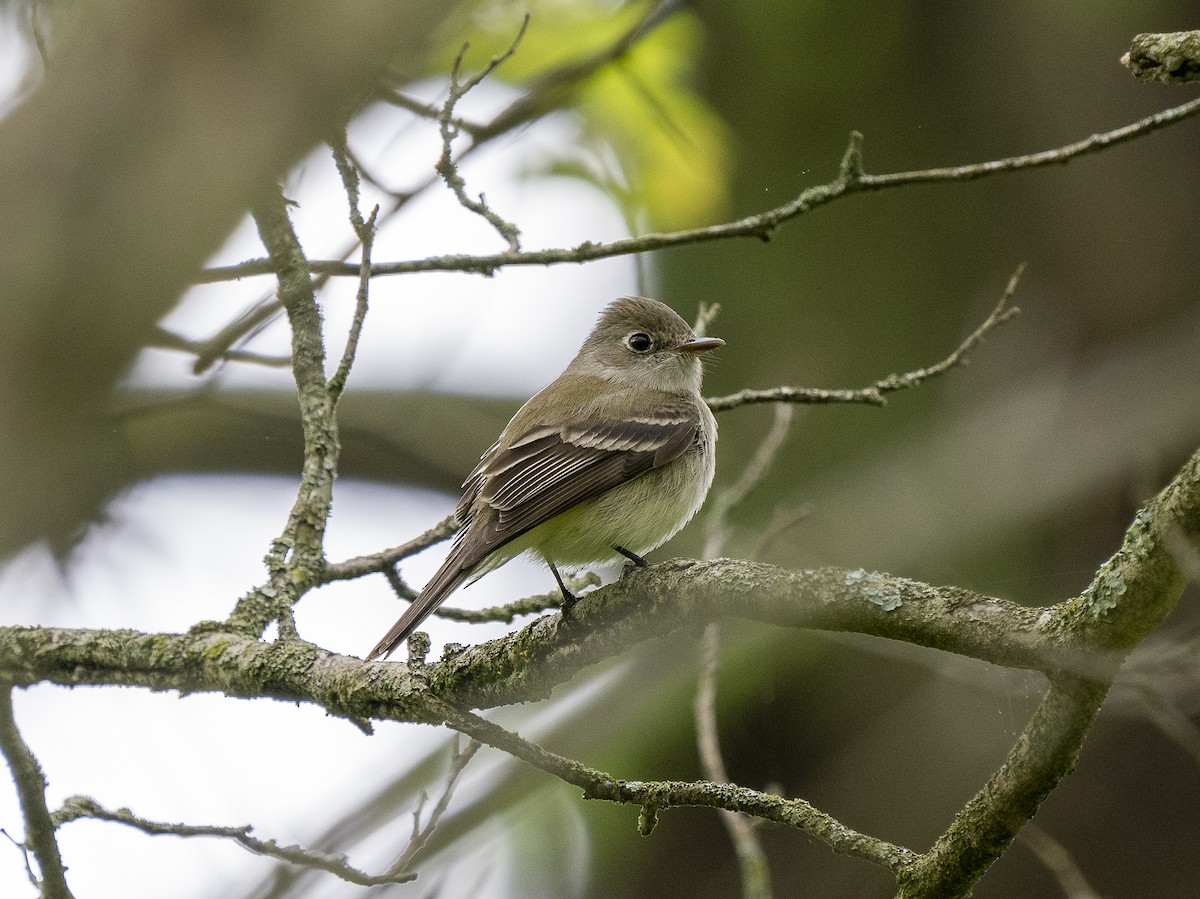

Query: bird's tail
[364,551,475,661]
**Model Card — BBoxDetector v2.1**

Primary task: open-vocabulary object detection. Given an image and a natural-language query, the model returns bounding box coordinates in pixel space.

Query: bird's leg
[548,561,578,615]
[614,544,649,576]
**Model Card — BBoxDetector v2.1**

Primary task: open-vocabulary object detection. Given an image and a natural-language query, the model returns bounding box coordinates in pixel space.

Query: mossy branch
[1,446,1197,897]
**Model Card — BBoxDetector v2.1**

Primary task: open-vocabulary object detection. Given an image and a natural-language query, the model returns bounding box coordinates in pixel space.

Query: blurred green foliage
[439,0,732,228]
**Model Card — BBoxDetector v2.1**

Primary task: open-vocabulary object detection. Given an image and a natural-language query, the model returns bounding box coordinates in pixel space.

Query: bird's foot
[614,544,649,577]
[549,562,578,619]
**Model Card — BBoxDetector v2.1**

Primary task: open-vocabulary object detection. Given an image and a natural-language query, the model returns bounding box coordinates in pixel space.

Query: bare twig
[386,736,483,877]
[1019,824,1104,899]
[1,828,38,888]
[224,189,339,639]
[694,403,795,899]
[323,513,459,581]
[705,265,1022,412]
[436,17,529,251]
[331,139,366,237]
[695,627,775,899]
[52,796,416,887]
[328,204,379,405]
[380,547,591,627]
[434,701,917,873]
[191,4,686,366]
[151,326,291,369]
[1124,677,1200,767]
[201,95,1200,284]
[386,90,485,136]
[704,403,796,555]
[0,685,75,899]
[693,301,722,339]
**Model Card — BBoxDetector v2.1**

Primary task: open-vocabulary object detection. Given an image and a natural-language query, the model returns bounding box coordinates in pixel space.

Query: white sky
[0,54,641,899]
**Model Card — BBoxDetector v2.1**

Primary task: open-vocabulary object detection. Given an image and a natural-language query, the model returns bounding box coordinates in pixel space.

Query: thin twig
[704,403,796,555]
[151,326,291,369]
[199,0,683,379]
[323,513,459,581]
[695,626,775,899]
[386,737,483,877]
[705,265,1023,412]
[1124,677,1200,767]
[386,90,485,135]
[201,95,1200,284]
[436,17,529,251]
[693,302,722,339]
[328,204,379,405]
[434,701,917,873]
[331,139,366,237]
[1,827,38,888]
[1018,824,1105,899]
[380,548,591,626]
[694,403,795,899]
[51,796,416,887]
[0,684,75,899]
[224,190,338,639]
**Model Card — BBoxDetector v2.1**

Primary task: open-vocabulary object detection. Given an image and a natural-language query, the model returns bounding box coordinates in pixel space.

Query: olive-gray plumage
[366,297,722,660]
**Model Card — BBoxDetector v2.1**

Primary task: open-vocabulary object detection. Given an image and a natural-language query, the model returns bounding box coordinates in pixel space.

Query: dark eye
[626,332,652,353]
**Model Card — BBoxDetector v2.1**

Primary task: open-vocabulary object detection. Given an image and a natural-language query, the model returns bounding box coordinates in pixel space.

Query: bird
[366,296,723,660]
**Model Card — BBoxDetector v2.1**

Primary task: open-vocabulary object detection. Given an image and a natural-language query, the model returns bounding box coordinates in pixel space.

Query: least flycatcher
[366,296,723,660]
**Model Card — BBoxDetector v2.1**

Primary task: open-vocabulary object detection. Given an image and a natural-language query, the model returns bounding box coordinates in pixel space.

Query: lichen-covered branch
[434,703,918,873]
[898,674,1109,898]
[0,446,1197,897]
[224,188,344,639]
[1122,30,1200,84]
[5,445,1197,713]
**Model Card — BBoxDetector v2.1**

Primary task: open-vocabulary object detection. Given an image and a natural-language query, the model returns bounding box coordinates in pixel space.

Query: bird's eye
[626,332,652,353]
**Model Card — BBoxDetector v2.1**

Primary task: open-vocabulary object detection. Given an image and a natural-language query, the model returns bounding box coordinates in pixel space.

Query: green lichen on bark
[1123,31,1200,84]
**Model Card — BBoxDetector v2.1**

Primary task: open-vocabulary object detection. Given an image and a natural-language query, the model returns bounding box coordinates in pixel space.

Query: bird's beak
[676,336,725,354]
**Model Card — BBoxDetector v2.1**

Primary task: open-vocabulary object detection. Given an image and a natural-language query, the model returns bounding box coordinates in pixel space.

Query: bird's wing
[365,393,703,661]
[457,394,701,554]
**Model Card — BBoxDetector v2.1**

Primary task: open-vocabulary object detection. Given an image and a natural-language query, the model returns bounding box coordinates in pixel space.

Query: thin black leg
[549,561,577,614]
[613,544,649,568]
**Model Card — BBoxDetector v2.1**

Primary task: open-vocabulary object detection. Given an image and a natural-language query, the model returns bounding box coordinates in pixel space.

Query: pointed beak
[676,336,725,354]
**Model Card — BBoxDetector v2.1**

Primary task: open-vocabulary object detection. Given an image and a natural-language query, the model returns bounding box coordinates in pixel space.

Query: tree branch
[706,267,1021,411]
[1122,30,1200,84]
[0,445,1196,894]
[200,96,1200,284]
[0,685,75,899]
[225,187,346,639]
[51,796,416,887]
[384,736,482,878]
[6,442,1197,714]
[695,626,774,899]
[433,702,918,873]
[897,674,1109,898]
[435,17,529,251]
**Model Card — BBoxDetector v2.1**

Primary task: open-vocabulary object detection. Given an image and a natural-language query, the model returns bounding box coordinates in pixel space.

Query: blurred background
[1,1,1198,897]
